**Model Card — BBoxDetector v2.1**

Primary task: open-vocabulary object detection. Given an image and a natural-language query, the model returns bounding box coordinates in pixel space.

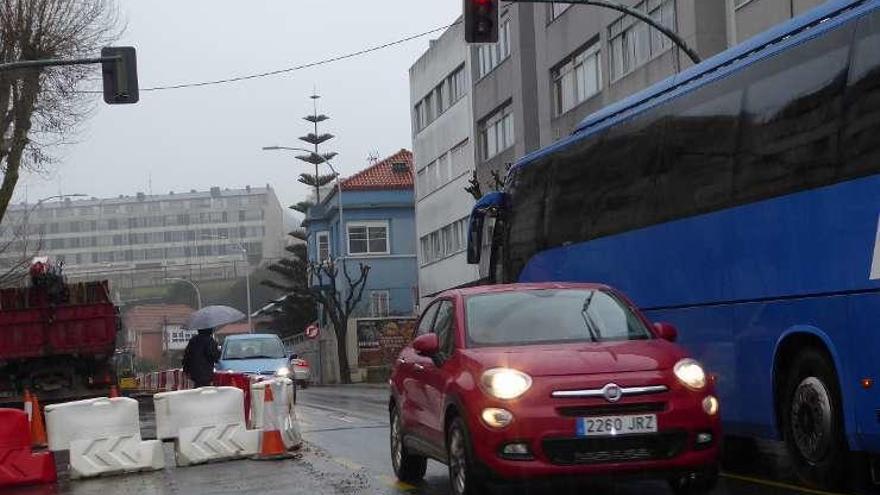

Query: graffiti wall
[356,318,417,367]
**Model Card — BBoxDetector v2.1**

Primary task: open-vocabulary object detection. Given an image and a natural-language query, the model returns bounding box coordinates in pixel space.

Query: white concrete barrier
[250,378,302,450]
[153,387,258,466]
[44,397,164,479]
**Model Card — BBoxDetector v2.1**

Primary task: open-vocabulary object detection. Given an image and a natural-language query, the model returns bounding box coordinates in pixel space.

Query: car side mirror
[412,333,440,357]
[653,322,678,342]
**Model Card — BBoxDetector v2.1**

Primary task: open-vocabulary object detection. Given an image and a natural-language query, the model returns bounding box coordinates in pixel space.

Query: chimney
[136,192,145,201]
[210,186,221,198]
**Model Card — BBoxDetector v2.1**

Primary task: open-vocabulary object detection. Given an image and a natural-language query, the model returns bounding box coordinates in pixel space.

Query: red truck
[0,270,119,403]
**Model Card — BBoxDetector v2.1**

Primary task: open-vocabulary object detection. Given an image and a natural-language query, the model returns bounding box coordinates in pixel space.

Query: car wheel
[668,464,719,495]
[781,348,847,488]
[390,406,427,482]
[447,416,485,495]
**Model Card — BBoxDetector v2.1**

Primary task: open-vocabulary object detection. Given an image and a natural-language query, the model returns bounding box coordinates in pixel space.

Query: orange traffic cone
[109,386,119,398]
[254,385,290,460]
[29,391,48,448]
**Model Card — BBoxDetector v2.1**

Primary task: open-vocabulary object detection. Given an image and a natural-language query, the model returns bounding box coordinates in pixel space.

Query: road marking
[329,455,364,471]
[721,472,847,495]
[378,474,417,491]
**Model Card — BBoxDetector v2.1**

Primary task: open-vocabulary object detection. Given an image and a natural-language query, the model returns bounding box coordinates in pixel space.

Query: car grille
[542,431,687,465]
[557,402,666,417]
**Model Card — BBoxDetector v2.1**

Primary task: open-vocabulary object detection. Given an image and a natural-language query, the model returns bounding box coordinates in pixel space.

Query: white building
[409,19,480,308]
[0,185,286,289]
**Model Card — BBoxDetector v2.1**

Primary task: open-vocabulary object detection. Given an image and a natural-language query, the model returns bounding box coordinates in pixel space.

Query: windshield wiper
[581,292,601,343]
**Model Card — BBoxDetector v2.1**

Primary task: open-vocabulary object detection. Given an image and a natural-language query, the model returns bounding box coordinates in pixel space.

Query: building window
[609,0,676,81]
[448,64,467,103]
[552,40,602,116]
[414,64,469,134]
[370,290,390,317]
[549,3,571,20]
[478,102,515,161]
[347,221,389,255]
[450,140,469,178]
[477,17,511,78]
[316,231,330,262]
[419,218,470,266]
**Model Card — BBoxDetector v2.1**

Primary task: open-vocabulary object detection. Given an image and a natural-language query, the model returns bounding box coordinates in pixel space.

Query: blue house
[304,149,418,320]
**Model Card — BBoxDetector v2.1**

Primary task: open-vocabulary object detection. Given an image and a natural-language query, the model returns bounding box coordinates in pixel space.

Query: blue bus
[467,0,880,488]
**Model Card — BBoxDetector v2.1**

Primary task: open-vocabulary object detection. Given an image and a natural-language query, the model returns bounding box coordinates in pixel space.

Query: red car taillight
[292,359,309,368]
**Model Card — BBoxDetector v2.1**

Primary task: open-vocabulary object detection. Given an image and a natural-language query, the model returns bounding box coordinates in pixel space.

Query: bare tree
[265,229,370,384]
[0,208,43,287]
[0,0,121,224]
[307,259,369,384]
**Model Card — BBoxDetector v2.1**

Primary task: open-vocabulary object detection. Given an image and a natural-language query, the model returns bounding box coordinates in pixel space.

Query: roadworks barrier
[154,386,259,466]
[250,377,302,451]
[0,408,57,488]
[44,397,164,479]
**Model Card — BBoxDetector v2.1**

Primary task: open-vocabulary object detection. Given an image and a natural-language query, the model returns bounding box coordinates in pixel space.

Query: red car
[389,283,721,494]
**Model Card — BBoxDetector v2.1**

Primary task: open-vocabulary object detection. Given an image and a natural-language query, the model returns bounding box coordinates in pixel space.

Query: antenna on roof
[367,150,379,165]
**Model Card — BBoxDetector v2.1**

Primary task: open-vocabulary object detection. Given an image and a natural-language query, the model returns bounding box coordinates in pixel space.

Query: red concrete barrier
[0,408,56,488]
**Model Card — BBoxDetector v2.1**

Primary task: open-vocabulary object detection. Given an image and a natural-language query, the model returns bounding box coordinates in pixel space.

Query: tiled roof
[123,304,195,335]
[340,149,413,192]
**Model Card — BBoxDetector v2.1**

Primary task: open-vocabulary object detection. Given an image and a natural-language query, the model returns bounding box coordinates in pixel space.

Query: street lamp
[164,277,202,309]
[34,193,87,204]
[262,146,345,260]
[202,235,252,332]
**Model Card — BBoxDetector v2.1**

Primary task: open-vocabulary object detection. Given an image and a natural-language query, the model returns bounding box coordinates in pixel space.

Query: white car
[289,353,311,388]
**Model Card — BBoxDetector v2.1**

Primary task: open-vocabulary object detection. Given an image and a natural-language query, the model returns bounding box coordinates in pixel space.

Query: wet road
[5,385,862,495]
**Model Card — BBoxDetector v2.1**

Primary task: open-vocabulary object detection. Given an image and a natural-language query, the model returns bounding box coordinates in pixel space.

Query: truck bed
[0,281,117,360]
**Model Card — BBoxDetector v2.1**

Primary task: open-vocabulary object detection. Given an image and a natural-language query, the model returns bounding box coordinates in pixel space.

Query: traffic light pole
[0,55,120,72]
[501,0,701,64]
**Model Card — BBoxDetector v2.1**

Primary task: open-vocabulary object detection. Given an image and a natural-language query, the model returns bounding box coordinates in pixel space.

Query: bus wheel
[781,348,847,488]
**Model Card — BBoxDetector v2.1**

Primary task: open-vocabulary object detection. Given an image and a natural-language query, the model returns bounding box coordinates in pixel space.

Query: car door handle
[413,363,425,371]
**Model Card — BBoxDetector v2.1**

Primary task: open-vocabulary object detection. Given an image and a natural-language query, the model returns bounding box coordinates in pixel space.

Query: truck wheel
[781,348,847,488]
[390,406,426,482]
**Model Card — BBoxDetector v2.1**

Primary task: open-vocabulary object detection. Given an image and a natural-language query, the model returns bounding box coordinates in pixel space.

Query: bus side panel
[518,175,880,447]
[846,292,880,451]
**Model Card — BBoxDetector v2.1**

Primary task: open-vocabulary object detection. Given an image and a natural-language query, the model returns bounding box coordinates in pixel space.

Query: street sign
[305,324,320,339]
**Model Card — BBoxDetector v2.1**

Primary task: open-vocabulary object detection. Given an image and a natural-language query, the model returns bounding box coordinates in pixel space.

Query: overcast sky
[16,0,460,211]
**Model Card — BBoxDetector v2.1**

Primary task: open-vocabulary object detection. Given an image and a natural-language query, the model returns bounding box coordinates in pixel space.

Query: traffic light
[101,46,139,105]
[464,0,499,43]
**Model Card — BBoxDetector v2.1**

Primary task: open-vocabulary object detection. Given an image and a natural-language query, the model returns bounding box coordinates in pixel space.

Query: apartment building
[411,0,829,296]
[0,186,286,289]
[410,19,480,305]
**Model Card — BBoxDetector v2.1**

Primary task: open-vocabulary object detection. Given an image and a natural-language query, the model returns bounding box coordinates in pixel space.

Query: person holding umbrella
[182,305,246,387]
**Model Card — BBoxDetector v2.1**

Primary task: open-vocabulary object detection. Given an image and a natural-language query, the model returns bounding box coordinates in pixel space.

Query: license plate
[577,414,658,437]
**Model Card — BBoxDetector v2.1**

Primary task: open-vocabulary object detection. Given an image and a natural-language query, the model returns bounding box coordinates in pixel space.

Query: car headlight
[275,366,291,377]
[674,359,706,390]
[481,368,532,400]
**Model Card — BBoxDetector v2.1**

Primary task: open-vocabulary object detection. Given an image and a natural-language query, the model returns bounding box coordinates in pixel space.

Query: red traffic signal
[464,0,499,43]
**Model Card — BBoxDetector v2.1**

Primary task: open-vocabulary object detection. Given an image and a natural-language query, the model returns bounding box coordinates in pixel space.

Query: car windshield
[465,289,652,347]
[223,338,285,360]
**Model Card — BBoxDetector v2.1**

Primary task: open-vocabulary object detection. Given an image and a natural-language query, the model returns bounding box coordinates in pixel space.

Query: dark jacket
[182,329,220,385]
